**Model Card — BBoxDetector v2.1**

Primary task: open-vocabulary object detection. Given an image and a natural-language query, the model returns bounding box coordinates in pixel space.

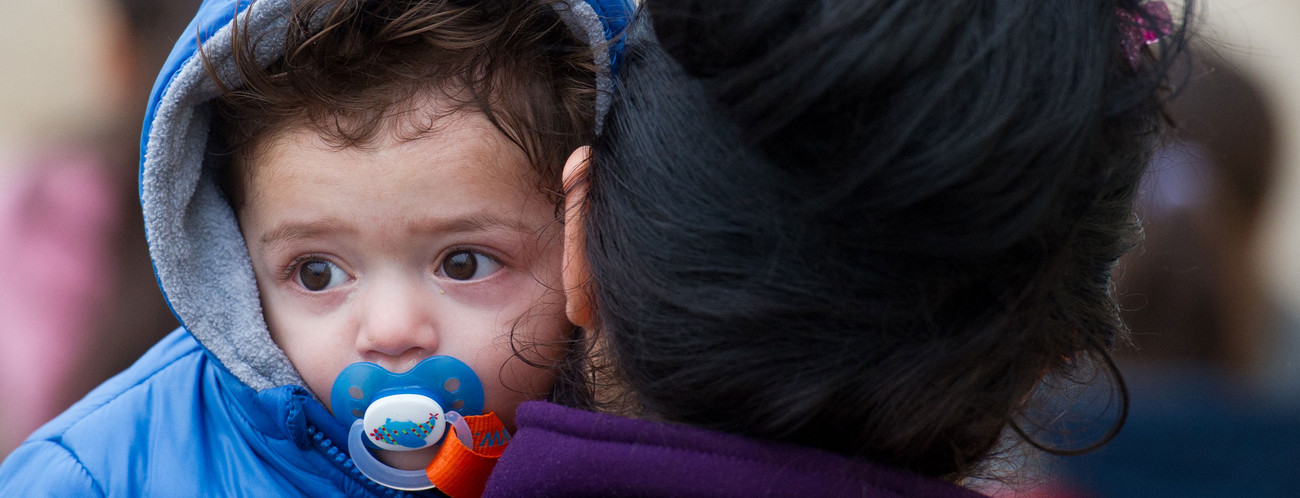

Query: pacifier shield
[363,394,447,451]
[329,356,487,490]
[329,355,486,430]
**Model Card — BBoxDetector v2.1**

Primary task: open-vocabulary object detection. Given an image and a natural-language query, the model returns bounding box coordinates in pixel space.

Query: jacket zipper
[307,424,410,497]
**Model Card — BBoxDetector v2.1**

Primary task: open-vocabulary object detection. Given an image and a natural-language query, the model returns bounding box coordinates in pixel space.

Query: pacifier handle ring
[445,411,473,449]
[347,420,436,491]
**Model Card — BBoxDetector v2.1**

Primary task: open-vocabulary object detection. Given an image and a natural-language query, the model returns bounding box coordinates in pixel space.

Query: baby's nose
[356,275,440,367]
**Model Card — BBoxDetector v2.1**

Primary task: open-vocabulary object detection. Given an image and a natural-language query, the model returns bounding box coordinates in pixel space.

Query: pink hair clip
[1120,1,1173,68]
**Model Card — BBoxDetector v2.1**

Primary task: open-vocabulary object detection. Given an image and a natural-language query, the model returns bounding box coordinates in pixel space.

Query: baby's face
[238,110,568,431]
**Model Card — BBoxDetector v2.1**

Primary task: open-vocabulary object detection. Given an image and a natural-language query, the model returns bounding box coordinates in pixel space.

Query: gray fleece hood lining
[142,0,616,392]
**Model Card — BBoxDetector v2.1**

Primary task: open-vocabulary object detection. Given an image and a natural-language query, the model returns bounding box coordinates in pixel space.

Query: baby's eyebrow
[259,213,539,251]
[260,218,350,250]
[407,213,536,235]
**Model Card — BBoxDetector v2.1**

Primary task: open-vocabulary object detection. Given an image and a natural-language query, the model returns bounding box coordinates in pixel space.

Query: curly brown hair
[204,0,599,209]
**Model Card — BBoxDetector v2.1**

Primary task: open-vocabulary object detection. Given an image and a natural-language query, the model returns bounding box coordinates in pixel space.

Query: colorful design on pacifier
[329,356,485,491]
[356,393,449,451]
[371,411,440,448]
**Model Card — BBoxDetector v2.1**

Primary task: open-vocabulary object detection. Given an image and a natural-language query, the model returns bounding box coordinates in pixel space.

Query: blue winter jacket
[0,0,630,495]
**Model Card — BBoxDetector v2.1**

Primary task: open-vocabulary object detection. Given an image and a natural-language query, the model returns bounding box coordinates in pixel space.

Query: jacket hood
[140,0,631,392]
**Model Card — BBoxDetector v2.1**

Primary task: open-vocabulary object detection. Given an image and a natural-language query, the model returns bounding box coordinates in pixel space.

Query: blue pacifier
[329,356,485,491]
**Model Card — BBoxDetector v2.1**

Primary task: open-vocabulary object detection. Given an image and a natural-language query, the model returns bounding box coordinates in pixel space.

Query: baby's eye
[440,250,502,281]
[296,259,348,291]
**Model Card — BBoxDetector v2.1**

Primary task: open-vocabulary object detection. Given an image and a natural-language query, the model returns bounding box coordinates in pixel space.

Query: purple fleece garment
[484,401,988,497]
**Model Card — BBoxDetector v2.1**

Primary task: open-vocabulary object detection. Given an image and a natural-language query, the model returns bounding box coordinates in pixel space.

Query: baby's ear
[562,147,595,329]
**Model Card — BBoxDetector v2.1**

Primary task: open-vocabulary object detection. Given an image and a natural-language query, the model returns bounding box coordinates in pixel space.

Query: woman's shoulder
[486,401,987,498]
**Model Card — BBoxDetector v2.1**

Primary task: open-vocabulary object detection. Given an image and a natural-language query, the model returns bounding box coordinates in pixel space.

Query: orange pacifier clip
[425,411,511,498]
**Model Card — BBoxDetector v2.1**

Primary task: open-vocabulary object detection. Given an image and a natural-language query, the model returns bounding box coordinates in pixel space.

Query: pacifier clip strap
[425,412,511,498]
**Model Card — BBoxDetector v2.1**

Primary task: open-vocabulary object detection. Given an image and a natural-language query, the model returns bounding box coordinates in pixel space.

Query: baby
[0,0,629,496]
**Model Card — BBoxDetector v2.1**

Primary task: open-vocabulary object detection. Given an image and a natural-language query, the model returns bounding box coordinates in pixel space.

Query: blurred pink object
[0,149,118,454]
[1120,1,1173,67]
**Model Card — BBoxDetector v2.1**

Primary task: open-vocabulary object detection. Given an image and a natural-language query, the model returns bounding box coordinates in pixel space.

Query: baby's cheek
[274,334,352,414]
[486,356,557,430]
[289,357,337,413]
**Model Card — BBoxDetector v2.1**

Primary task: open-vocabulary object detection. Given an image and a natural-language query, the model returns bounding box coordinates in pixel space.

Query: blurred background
[0,1,1298,495]
[0,0,193,457]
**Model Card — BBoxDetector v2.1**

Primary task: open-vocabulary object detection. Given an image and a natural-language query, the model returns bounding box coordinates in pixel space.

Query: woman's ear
[562,146,595,329]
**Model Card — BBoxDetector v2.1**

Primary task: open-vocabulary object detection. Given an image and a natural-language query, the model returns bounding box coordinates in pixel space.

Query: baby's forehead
[298,89,511,150]
[263,109,532,176]
[240,115,560,245]
[223,84,563,217]
[253,101,541,181]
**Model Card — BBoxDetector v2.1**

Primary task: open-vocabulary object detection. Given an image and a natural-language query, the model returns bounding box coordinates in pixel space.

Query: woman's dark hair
[557,0,1192,480]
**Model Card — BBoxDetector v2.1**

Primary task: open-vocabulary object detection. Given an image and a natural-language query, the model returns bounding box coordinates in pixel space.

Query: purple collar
[484,401,987,497]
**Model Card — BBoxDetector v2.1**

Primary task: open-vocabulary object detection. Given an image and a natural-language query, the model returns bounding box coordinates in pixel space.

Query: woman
[488,0,1190,496]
